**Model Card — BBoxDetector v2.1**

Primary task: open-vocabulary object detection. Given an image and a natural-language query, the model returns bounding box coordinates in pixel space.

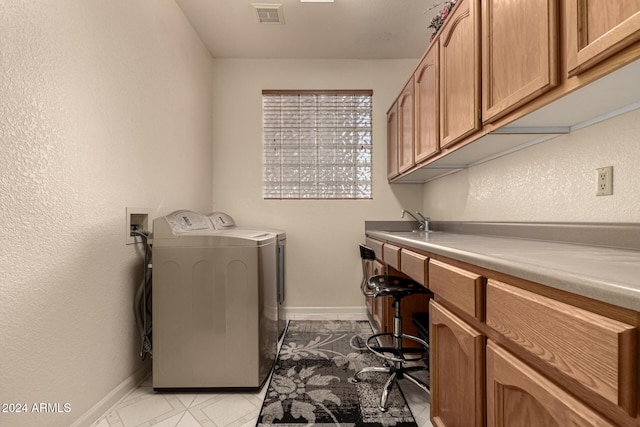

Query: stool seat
[368,275,430,299]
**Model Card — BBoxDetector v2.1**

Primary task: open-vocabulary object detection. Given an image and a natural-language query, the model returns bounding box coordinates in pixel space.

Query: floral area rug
[256,320,419,426]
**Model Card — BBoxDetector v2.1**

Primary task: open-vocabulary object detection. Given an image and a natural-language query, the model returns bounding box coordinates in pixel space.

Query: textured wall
[422,108,640,222]
[0,1,213,426]
[210,58,423,309]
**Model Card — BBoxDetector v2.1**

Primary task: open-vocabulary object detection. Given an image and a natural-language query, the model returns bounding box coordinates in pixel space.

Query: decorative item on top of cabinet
[481,0,559,123]
[566,0,640,76]
[414,41,440,163]
[430,300,485,427]
[398,77,416,173]
[439,0,481,148]
[386,103,399,179]
[486,340,616,427]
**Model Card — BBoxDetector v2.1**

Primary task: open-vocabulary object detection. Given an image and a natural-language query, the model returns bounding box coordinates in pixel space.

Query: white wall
[211,59,423,309]
[422,108,640,222]
[0,2,213,426]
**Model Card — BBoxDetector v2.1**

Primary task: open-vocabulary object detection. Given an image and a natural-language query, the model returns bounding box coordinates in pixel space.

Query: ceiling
[175,0,444,59]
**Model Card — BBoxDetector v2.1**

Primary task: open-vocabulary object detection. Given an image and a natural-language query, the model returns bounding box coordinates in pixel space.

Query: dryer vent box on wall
[126,207,151,245]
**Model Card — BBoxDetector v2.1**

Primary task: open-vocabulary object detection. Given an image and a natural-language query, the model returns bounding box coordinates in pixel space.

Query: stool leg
[393,299,402,353]
[379,371,398,412]
[404,372,430,394]
[352,366,391,383]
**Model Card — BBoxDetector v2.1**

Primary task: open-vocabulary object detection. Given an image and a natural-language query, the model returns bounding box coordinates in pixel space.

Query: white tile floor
[93,321,433,427]
[92,374,432,427]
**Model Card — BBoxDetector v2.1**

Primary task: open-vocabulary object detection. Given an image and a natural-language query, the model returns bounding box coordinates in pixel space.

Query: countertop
[367,229,640,312]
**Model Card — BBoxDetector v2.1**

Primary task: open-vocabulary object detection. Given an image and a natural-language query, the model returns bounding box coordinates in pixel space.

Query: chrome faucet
[401,210,430,231]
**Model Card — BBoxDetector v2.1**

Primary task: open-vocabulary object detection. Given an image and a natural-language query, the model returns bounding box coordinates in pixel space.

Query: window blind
[262,90,373,199]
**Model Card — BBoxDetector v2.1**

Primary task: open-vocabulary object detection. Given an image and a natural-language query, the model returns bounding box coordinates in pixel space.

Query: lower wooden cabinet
[487,340,615,426]
[430,300,485,427]
[364,258,386,331]
[486,279,637,416]
[368,237,640,426]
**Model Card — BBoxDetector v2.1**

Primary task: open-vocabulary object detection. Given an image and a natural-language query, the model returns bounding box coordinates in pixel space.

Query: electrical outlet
[596,166,613,196]
[126,207,151,245]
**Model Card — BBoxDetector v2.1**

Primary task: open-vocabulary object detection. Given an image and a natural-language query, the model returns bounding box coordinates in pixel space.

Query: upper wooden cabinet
[386,102,399,179]
[387,0,640,184]
[398,78,415,173]
[566,0,640,76]
[439,0,481,148]
[414,41,440,163]
[482,0,559,123]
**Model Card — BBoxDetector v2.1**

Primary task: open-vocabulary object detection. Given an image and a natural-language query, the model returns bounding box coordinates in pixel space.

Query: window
[262,90,373,199]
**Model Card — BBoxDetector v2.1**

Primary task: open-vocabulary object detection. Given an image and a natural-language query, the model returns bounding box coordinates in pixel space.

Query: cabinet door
[398,78,415,173]
[414,42,440,163]
[439,0,481,148]
[566,0,640,75]
[386,103,399,179]
[482,0,559,122]
[430,300,484,427]
[364,259,386,329]
[487,340,615,427]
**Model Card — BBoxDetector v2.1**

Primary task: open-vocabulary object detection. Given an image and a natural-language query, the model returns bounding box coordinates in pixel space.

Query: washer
[209,212,287,338]
[151,210,278,390]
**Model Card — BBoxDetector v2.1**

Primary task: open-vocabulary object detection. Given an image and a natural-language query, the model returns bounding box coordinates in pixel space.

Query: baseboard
[72,363,151,427]
[285,306,368,321]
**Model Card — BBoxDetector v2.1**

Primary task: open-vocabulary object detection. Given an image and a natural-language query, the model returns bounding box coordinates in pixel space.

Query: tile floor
[93,374,432,427]
[93,322,433,427]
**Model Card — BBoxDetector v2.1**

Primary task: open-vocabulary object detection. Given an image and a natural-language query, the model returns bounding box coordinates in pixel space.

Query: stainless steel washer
[151,210,278,390]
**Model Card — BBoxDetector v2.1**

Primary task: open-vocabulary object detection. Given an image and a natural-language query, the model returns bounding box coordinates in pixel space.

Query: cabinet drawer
[429,259,484,320]
[486,279,637,416]
[365,237,384,261]
[400,249,428,286]
[383,243,401,270]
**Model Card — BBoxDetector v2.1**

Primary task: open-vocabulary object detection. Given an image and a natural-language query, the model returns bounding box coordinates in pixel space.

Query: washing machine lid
[164,210,215,234]
[206,212,286,240]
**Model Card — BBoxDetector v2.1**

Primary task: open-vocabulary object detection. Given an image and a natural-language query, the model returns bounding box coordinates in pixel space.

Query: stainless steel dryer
[151,210,278,390]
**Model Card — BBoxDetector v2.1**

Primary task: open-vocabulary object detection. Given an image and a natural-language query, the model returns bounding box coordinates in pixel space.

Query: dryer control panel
[210,211,236,229]
[165,210,214,233]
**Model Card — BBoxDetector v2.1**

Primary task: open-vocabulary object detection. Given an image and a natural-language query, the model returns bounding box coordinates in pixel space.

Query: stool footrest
[366,332,428,363]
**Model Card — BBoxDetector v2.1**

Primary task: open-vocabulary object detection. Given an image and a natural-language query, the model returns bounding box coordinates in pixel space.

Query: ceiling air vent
[252,3,285,24]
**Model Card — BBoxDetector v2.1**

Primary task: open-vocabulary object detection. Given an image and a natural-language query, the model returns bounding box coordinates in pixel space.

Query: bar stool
[353,244,431,412]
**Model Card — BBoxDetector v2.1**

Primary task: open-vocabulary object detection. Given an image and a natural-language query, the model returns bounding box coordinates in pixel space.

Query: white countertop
[367,230,640,312]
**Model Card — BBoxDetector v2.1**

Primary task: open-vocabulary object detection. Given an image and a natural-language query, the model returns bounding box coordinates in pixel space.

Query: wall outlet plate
[596,166,613,196]
[126,207,151,245]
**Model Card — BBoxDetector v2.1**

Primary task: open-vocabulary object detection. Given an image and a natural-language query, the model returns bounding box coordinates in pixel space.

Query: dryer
[151,210,278,390]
